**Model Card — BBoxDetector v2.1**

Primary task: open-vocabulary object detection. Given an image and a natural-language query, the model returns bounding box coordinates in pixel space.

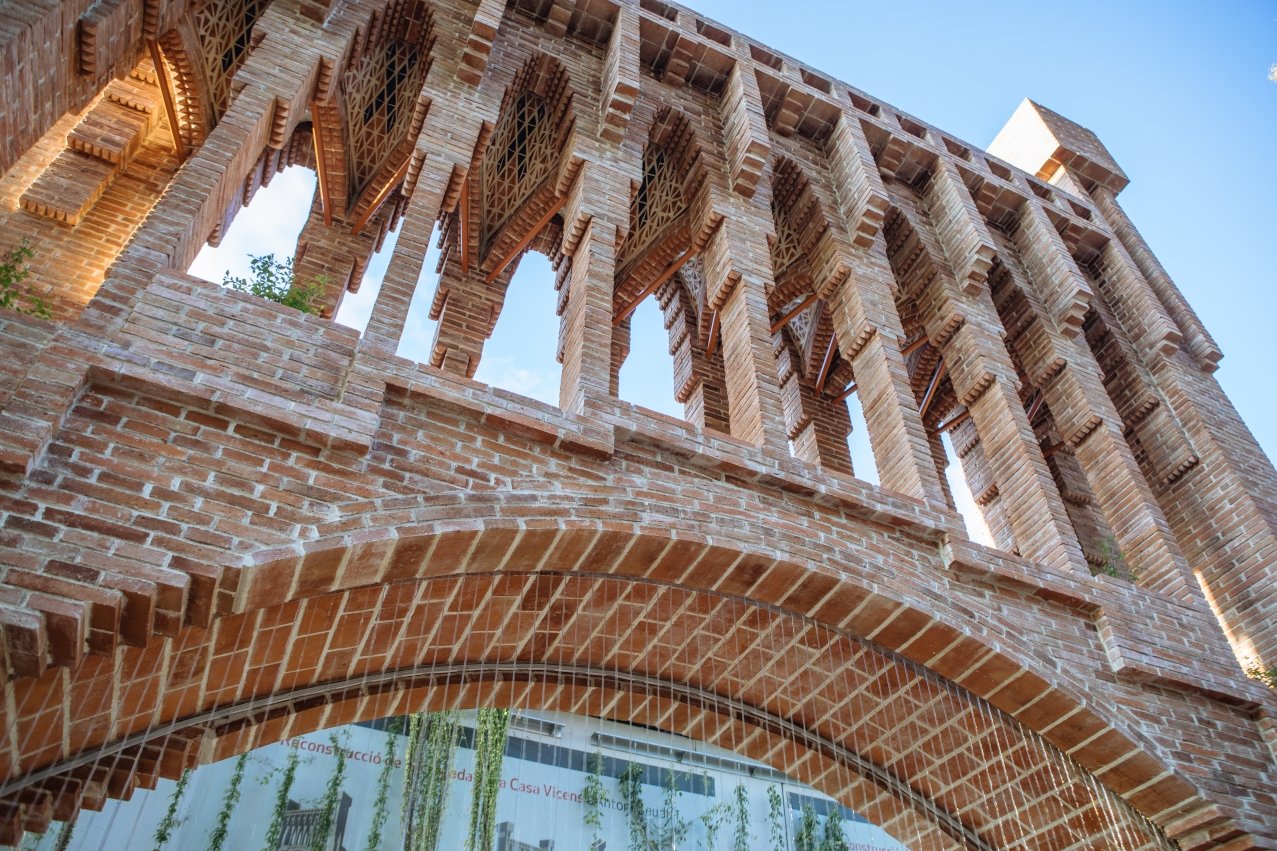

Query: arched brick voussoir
[221,502,1226,845]
[3,574,1167,848]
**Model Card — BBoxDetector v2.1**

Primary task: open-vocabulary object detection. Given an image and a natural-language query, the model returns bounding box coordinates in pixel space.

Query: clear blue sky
[193,0,1277,490]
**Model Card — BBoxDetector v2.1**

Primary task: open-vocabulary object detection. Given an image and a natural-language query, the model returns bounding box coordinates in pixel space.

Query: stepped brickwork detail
[0,0,1274,847]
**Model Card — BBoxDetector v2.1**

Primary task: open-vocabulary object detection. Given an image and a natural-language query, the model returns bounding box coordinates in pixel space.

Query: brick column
[293,197,379,318]
[824,254,944,502]
[1090,185,1222,371]
[363,155,452,351]
[558,218,617,412]
[823,113,943,501]
[703,216,789,453]
[796,380,854,475]
[941,300,1089,574]
[429,249,514,378]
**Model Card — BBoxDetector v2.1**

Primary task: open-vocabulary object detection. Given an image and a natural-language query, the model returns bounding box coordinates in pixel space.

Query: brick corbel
[826,114,890,250]
[924,159,997,296]
[721,59,770,197]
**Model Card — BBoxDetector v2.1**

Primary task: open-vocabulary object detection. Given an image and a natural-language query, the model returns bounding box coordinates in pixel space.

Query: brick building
[0,0,1274,848]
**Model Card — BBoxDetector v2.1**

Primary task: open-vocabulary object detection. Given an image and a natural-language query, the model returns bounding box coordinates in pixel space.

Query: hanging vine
[819,809,845,851]
[403,711,462,851]
[364,718,404,851]
[618,763,649,851]
[732,782,752,851]
[582,750,608,846]
[794,803,819,851]
[767,786,786,851]
[699,794,731,850]
[151,768,192,850]
[207,753,249,851]
[654,768,690,850]
[52,821,75,851]
[310,732,349,851]
[262,748,301,851]
[465,708,510,851]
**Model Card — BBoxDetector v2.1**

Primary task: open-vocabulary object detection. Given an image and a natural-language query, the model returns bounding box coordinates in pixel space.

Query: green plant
[731,783,751,851]
[466,708,511,851]
[794,803,819,851]
[222,254,324,315]
[404,711,461,851]
[151,768,191,850]
[262,748,300,851]
[364,719,403,851]
[1091,536,1128,579]
[582,750,608,846]
[207,753,249,851]
[618,763,649,851]
[52,821,75,851]
[656,769,690,850]
[819,809,845,851]
[767,786,785,851]
[1247,663,1277,689]
[0,241,51,319]
[699,797,731,850]
[310,732,349,851]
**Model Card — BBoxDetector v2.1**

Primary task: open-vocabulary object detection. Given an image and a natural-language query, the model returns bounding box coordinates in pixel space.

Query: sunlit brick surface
[1,0,1275,847]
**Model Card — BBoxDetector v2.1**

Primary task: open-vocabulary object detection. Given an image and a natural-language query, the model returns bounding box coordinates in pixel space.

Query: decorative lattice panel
[617,143,686,271]
[193,0,272,119]
[343,34,431,205]
[480,91,558,256]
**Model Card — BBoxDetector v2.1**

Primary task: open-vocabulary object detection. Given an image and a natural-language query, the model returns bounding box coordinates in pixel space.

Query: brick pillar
[993,250,1197,593]
[942,306,1089,574]
[363,155,452,351]
[1042,334,1197,596]
[703,216,789,453]
[428,248,514,378]
[610,315,631,398]
[824,254,944,502]
[658,260,731,433]
[293,196,379,318]
[559,218,617,413]
[1089,185,1222,371]
[797,380,854,475]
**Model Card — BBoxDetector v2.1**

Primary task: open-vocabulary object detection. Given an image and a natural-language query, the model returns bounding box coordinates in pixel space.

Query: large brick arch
[0,502,1206,848]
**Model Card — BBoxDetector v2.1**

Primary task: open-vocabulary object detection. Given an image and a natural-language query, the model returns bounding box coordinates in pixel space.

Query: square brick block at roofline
[988,98,1129,191]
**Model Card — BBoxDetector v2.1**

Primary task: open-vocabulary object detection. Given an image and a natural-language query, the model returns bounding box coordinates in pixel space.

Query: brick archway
[1,509,1196,847]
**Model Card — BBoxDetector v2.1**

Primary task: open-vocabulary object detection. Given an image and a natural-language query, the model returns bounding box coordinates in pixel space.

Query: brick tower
[0,0,1274,848]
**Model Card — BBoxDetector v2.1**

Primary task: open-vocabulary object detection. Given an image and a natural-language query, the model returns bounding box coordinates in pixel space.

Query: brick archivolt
[1,0,1277,847]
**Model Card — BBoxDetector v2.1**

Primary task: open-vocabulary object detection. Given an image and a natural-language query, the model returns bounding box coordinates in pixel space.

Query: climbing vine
[364,719,403,851]
[731,782,752,851]
[794,803,819,851]
[206,753,249,851]
[465,708,511,851]
[52,821,75,851]
[403,711,461,851]
[819,809,845,851]
[618,763,649,851]
[262,748,301,851]
[654,769,690,850]
[310,732,349,851]
[767,786,786,851]
[151,768,191,850]
[699,797,731,849]
[1247,663,1277,689]
[582,750,608,846]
